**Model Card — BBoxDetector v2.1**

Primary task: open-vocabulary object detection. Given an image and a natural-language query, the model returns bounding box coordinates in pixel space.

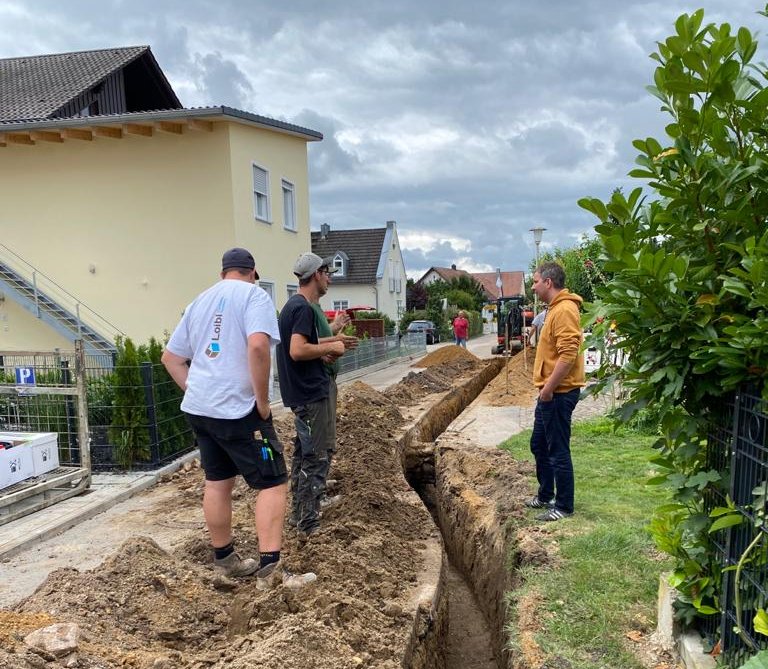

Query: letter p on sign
[15,367,35,385]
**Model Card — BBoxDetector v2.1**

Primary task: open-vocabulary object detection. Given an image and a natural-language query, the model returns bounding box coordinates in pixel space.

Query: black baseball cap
[221,247,259,279]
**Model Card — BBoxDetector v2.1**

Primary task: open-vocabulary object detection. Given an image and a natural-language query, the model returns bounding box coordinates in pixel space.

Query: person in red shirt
[452,310,469,347]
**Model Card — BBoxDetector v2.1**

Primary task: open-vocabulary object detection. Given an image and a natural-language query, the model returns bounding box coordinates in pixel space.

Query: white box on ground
[0,431,59,487]
[0,441,35,489]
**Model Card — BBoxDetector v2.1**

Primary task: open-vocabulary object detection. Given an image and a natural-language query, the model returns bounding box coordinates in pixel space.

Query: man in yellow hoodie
[526,262,585,521]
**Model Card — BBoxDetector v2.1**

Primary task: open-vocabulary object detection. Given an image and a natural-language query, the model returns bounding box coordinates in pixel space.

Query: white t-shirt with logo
[166,279,280,419]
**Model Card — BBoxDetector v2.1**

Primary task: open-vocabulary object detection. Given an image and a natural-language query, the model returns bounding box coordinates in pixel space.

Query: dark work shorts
[186,406,288,490]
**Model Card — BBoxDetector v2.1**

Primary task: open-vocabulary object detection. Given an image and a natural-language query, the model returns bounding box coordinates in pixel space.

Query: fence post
[140,362,160,464]
[74,340,91,481]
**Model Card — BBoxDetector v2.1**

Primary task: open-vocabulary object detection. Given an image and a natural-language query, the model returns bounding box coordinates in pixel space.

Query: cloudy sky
[1,1,764,277]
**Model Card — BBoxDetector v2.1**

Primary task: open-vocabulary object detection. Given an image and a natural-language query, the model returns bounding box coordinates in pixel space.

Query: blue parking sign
[15,367,35,385]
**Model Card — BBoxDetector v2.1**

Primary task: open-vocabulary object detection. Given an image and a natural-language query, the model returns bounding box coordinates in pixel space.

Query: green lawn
[500,418,671,669]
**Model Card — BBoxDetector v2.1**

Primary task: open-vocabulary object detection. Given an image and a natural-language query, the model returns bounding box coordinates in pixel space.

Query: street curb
[656,574,716,669]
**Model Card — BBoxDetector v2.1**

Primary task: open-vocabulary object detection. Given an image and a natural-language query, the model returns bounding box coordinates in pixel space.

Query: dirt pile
[479,350,538,407]
[413,345,479,368]
[393,355,485,404]
[5,381,438,669]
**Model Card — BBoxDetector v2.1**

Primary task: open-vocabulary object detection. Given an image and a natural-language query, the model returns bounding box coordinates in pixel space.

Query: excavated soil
[479,351,538,407]
[412,346,479,369]
[0,350,641,669]
[0,358,486,669]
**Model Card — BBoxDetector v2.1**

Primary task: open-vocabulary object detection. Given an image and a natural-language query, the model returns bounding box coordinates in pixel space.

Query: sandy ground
[0,351,487,669]
[0,337,664,669]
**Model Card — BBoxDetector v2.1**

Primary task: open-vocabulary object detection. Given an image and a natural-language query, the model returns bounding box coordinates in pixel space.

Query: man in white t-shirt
[162,248,315,590]
[530,307,547,346]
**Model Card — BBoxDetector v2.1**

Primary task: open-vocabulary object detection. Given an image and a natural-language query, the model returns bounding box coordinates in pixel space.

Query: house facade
[416,265,525,301]
[0,46,321,351]
[310,221,407,324]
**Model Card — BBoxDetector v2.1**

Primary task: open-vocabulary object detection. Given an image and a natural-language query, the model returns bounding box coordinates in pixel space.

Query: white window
[333,254,345,277]
[333,300,349,311]
[388,260,402,293]
[259,281,275,303]
[282,180,296,231]
[397,300,404,318]
[286,284,298,299]
[253,164,270,221]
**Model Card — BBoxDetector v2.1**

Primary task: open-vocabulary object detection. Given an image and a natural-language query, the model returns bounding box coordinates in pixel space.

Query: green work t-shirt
[311,303,339,377]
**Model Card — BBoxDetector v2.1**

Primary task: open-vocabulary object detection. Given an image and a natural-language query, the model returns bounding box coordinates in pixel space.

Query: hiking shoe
[320,494,342,511]
[213,552,259,578]
[525,496,554,509]
[256,560,317,591]
[536,508,573,522]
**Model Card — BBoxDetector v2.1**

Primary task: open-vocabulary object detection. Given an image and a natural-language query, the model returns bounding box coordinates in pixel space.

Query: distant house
[415,265,525,302]
[471,270,526,300]
[310,221,406,324]
[0,46,322,352]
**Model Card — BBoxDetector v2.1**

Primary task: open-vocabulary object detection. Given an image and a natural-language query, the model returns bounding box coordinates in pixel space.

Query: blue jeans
[529,388,580,513]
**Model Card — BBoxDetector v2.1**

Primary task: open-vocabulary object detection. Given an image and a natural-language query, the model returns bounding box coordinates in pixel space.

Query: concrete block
[655,573,716,669]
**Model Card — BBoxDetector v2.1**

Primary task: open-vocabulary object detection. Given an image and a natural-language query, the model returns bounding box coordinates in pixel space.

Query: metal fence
[2,334,426,472]
[337,332,426,376]
[0,349,193,471]
[705,386,768,668]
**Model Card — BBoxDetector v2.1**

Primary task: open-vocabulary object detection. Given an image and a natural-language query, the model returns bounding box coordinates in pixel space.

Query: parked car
[406,320,440,345]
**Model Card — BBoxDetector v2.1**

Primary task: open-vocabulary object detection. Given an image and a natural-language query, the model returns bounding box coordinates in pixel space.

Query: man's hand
[538,387,554,402]
[256,402,272,420]
[337,333,359,350]
[331,311,351,334]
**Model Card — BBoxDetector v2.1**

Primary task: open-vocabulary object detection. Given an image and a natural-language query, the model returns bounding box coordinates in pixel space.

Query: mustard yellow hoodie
[533,289,586,392]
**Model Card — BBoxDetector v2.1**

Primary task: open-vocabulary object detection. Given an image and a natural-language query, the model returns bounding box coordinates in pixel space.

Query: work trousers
[529,388,580,514]
[290,378,337,533]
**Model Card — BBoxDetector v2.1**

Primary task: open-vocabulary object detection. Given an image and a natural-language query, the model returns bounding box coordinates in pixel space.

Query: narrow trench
[417,480,500,669]
[399,358,507,669]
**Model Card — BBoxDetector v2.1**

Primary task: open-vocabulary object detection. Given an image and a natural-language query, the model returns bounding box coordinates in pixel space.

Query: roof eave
[0,106,323,141]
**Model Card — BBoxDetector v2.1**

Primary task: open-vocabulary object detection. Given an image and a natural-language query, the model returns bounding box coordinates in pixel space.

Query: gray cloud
[192,52,252,108]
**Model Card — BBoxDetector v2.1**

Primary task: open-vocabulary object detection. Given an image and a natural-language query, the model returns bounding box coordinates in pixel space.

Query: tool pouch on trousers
[253,423,287,478]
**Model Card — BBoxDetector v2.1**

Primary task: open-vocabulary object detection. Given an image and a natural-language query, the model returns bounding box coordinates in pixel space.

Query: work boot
[255,560,317,591]
[213,552,259,578]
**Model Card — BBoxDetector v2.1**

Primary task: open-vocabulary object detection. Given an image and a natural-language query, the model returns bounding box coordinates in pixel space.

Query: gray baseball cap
[293,252,338,280]
[222,247,259,279]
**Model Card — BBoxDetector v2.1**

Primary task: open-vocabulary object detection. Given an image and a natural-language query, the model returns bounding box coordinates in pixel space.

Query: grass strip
[499,417,671,669]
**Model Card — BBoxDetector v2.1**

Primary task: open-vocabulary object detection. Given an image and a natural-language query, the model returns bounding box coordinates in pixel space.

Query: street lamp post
[530,227,546,316]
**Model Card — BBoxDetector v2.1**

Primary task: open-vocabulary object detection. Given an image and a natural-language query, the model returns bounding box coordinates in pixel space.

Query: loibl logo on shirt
[205,298,226,358]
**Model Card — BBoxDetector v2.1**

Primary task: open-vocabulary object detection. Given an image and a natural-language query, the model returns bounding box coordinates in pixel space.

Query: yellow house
[0,46,322,352]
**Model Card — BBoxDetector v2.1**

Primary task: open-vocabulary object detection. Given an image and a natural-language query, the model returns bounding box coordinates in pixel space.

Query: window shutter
[253,166,267,193]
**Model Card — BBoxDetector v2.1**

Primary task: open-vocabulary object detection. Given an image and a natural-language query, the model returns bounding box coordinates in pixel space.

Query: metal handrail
[0,242,124,342]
